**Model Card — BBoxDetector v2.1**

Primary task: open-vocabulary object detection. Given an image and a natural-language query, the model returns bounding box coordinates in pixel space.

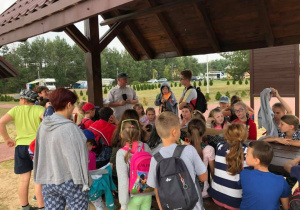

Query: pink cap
[82,102,95,112]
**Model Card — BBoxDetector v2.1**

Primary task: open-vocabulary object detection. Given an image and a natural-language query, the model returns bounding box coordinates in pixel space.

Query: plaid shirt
[279,130,300,140]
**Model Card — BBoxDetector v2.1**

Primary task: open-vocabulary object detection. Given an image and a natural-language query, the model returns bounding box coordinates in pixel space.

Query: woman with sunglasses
[232,102,257,140]
[116,119,152,210]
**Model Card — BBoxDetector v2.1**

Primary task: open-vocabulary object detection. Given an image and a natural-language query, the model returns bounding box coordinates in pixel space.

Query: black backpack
[187,86,207,113]
[289,187,300,210]
[154,145,199,210]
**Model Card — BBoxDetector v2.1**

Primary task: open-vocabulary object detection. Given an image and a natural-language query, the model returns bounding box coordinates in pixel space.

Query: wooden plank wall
[250,45,299,116]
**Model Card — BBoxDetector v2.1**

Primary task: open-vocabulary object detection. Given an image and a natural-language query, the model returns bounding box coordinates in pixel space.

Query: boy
[154,82,178,115]
[147,112,207,210]
[239,141,291,210]
[218,95,229,110]
[284,157,300,184]
[178,70,197,110]
[79,102,96,129]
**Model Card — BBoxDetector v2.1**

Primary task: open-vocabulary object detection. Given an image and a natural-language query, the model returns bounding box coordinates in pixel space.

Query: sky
[0,0,223,63]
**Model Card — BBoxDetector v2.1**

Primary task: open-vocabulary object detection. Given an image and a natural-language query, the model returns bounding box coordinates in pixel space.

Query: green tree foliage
[175,82,177,87]
[241,90,247,97]
[239,79,243,85]
[235,91,239,96]
[221,50,249,79]
[227,81,230,85]
[209,80,213,86]
[232,80,236,85]
[225,91,230,98]
[193,81,196,87]
[215,91,222,101]
[205,93,210,101]
[245,79,249,85]
[80,90,83,96]
[204,79,207,86]
[198,80,202,86]
[171,83,173,87]
[104,87,108,94]
[179,83,182,87]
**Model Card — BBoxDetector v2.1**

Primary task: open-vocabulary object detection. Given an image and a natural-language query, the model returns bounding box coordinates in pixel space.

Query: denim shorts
[14,145,33,174]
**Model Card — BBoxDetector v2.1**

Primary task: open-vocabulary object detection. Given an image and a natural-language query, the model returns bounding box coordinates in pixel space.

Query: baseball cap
[117,72,130,79]
[82,102,95,112]
[14,89,38,102]
[219,95,229,103]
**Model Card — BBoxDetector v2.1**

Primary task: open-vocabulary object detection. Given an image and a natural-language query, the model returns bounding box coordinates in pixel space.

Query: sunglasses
[121,119,140,132]
[233,108,245,114]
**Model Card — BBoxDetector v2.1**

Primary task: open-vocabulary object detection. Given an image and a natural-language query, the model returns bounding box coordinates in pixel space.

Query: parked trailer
[26,78,56,90]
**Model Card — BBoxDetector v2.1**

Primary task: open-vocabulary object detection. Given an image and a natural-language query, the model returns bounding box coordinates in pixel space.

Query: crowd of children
[2,71,300,210]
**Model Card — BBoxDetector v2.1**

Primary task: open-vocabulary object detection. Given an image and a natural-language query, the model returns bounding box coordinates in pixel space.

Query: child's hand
[161,98,166,103]
[278,138,290,145]
[5,138,15,147]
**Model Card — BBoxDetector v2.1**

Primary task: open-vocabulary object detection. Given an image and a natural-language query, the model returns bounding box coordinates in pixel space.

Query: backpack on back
[187,86,207,113]
[289,187,300,210]
[78,118,90,130]
[154,145,199,210]
[122,143,154,195]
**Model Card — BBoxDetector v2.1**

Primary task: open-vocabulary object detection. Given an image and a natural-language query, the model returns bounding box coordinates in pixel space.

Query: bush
[86,90,88,95]
[232,80,236,85]
[209,80,213,86]
[137,85,141,91]
[175,82,177,87]
[204,79,207,86]
[141,85,144,91]
[193,81,196,87]
[171,83,173,87]
[179,83,182,87]
[239,79,243,85]
[241,90,247,97]
[133,85,136,90]
[205,93,210,101]
[82,96,86,101]
[225,91,230,98]
[80,90,83,96]
[198,80,202,86]
[227,81,230,85]
[143,97,148,106]
[155,84,157,89]
[215,91,222,101]
[235,91,239,96]
[73,90,78,98]
[132,81,140,86]
[158,83,161,88]
[104,87,108,94]
[245,79,249,85]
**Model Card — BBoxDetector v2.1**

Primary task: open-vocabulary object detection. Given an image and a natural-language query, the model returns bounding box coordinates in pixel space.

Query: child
[186,118,215,198]
[154,82,178,115]
[147,112,207,210]
[239,141,290,210]
[133,103,148,125]
[219,95,229,110]
[232,102,257,140]
[79,102,96,129]
[180,105,193,128]
[116,119,153,210]
[74,101,86,124]
[263,115,300,146]
[207,107,227,129]
[208,123,250,210]
[146,107,156,126]
[284,157,300,184]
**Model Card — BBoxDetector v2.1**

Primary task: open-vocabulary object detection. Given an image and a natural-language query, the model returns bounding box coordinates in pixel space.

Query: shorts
[14,145,33,174]
[42,180,89,210]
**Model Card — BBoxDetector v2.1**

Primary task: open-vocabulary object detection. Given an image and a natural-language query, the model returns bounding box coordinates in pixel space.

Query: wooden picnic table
[268,142,300,177]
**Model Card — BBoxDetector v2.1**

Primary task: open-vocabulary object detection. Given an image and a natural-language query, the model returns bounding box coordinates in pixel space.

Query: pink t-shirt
[88,151,96,171]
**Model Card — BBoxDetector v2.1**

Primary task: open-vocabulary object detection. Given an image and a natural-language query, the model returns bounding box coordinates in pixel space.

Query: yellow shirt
[8,105,44,146]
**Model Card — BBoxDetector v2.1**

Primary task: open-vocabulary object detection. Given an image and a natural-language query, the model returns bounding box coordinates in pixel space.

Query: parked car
[147,79,158,83]
[157,78,168,83]
[191,76,204,81]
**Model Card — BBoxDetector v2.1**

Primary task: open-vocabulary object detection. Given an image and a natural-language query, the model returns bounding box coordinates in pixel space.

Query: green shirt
[8,105,44,146]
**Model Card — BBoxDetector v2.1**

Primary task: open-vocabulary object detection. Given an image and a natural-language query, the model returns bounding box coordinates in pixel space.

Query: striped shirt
[208,141,249,209]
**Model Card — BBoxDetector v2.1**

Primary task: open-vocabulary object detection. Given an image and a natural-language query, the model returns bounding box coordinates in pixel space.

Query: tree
[215,91,222,100]
[221,50,249,79]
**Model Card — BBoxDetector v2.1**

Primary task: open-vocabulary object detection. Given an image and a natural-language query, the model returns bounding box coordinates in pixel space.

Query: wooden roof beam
[99,22,126,53]
[146,0,183,56]
[100,0,202,26]
[259,0,274,47]
[64,24,91,53]
[194,2,220,52]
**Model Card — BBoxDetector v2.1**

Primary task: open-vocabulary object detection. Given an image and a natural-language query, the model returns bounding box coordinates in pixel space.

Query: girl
[133,103,148,125]
[232,102,257,140]
[146,107,156,126]
[207,107,227,129]
[116,119,152,210]
[180,105,193,128]
[208,123,250,210]
[263,115,300,146]
[186,118,215,198]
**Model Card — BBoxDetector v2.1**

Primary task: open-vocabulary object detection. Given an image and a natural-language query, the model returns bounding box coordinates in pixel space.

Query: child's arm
[280,197,289,210]
[246,105,254,116]
[286,140,300,147]
[208,160,215,176]
[284,157,300,173]
[154,188,163,210]
[0,113,15,147]
[271,88,293,114]
[154,93,162,106]
[198,172,208,182]
[222,107,232,117]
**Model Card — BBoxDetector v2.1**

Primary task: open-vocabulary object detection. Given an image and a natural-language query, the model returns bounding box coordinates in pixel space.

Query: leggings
[128,195,152,210]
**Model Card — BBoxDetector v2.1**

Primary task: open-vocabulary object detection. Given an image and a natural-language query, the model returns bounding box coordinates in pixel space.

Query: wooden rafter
[259,0,274,47]
[146,0,183,56]
[193,2,220,52]
[100,0,201,26]
[64,24,91,53]
[99,22,126,53]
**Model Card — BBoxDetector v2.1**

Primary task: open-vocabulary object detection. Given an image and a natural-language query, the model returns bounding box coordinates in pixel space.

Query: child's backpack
[154,145,199,210]
[187,86,207,113]
[122,143,154,195]
[78,118,90,130]
[289,187,300,210]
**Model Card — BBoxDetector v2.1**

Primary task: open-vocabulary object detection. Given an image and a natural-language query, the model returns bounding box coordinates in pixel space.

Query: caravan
[204,71,227,80]
[26,78,56,90]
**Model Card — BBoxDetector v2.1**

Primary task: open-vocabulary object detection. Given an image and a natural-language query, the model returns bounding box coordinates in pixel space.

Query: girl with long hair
[207,107,228,129]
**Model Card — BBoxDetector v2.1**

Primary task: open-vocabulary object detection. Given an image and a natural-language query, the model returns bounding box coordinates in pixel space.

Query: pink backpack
[122,143,154,195]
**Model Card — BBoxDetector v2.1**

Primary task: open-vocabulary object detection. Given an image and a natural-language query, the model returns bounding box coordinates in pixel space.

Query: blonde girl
[116,119,152,210]
[133,103,147,125]
[186,118,215,198]
[207,107,227,129]
[209,123,250,210]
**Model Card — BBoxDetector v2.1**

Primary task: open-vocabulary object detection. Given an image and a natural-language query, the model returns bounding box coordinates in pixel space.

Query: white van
[26,78,56,91]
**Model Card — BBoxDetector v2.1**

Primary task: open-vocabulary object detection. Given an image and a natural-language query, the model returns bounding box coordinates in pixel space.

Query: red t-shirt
[232,118,257,140]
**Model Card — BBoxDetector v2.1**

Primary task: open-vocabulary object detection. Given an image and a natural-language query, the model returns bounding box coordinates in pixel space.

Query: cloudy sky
[1,0,223,63]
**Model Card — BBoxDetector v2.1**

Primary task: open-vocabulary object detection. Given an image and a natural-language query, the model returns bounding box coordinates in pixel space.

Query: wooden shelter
[0,56,18,78]
[1,0,300,106]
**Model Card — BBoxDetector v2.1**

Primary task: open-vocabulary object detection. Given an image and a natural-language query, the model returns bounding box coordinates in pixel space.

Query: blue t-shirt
[291,165,300,183]
[239,169,291,210]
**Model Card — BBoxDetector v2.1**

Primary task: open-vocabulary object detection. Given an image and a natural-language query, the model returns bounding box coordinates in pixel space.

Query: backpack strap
[154,152,164,163]
[186,86,195,91]
[172,145,186,158]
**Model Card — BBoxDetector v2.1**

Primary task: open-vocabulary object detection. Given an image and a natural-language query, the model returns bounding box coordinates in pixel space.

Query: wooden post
[84,16,103,106]
[294,45,299,117]
[249,50,254,110]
